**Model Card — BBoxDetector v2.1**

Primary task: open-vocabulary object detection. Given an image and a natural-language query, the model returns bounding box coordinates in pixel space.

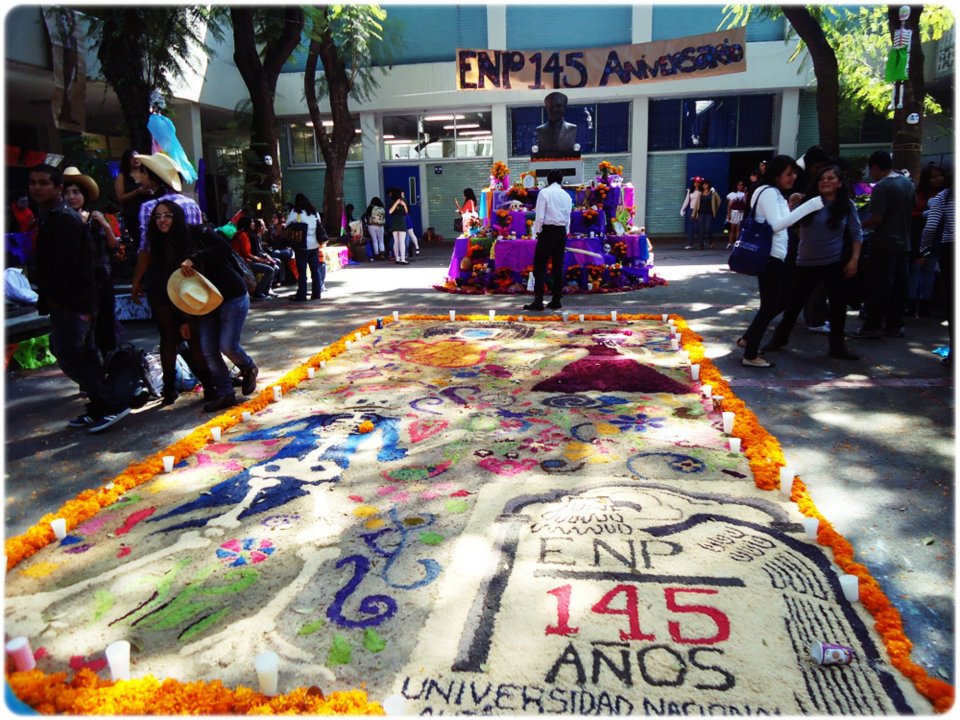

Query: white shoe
[807,322,830,334]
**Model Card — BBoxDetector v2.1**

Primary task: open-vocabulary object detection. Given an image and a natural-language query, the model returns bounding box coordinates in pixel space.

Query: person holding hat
[62,166,121,355]
[176,224,259,412]
[130,152,202,306]
[140,201,213,406]
[28,163,130,433]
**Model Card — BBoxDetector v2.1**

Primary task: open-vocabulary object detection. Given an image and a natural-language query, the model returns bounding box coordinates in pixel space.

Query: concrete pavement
[4,239,954,686]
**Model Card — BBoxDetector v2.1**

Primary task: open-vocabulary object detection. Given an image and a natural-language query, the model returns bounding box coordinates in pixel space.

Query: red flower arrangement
[507,186,528,201]
[581,207,599,224]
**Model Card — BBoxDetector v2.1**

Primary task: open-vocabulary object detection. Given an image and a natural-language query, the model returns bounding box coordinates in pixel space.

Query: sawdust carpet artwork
[4,314,951,714]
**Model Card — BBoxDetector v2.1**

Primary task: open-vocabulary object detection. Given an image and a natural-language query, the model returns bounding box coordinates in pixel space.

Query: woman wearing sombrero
[62,166,121,356]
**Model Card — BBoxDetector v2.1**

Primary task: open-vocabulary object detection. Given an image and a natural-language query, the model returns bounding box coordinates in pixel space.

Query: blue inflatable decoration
[147,113,198,183]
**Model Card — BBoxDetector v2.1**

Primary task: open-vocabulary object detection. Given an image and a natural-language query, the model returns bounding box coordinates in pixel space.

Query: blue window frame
[649,94,774,150]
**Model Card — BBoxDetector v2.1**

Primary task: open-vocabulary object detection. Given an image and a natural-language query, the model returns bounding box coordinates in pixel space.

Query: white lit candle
[728,437,741,453]
[355,332,363,342]
[106,640,131,681]
[661,313,669,322]
[702,384,713,399]
[241,411,252,422]
[162,455,175,473]
[839,574,859,602]
[779,466,794,497]
[721,411,735,435]
[210,426,222,442]
[272,386,282,401]
[802,517,819,540]
[255,651,279,696]
[610,311,617,322]
[50,518,67,540]
[579,314,585,322]
[392,310,399,321]
[489,309,495,320]
[320,360,326,368]
[449,310,456,321]
[690,363,700,381]
[669,337,679,351]
[306,367,315,379]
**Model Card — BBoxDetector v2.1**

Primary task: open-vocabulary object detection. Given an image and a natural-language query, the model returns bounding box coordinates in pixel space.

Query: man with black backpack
[30,163,130,433]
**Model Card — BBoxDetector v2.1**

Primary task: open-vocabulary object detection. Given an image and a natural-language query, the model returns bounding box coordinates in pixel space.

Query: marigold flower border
[4,314,953,714]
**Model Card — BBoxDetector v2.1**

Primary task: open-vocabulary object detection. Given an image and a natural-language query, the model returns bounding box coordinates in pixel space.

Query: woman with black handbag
[286,193,325,301]
[737,155,825,368]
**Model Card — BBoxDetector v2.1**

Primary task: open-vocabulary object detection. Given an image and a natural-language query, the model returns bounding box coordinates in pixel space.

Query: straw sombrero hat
[139,153,183,192]
[61,167,99,202]
[167,268,223,316]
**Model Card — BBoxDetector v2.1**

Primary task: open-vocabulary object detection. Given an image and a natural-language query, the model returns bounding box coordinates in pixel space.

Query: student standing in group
[363,197,386,260]
[29,163,130,433]
[680,177,701,250]
[456,188,478,233]
[113,149,150,242]
[907,164,945,317]
[726,180,747,249]
[286,193,326,301]
[918,175,954,365]
[737,155,825,367]
[761,165,863,360]
[850,151,916,339]
[697,179,722,249]
[523,169,572,312]
[387,187,409,264]
[62,167,121,355]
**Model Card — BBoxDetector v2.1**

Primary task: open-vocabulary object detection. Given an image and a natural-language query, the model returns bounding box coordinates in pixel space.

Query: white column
[487,5,506,48]
[491,104,508,163]
[171,101,203,197]
[360,112,381,203]
[631,97,649,228]
[778,88,801,158]
[632,4,653,43]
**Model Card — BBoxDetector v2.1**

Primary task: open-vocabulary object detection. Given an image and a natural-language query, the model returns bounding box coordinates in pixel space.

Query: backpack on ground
[103,342,157,409]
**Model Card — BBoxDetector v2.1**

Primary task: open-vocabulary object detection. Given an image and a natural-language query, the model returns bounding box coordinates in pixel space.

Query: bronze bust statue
[533,92,579,158]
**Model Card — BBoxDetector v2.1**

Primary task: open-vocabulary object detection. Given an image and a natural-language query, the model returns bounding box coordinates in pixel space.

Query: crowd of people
[7,143,955,433]
[728,146,954,368]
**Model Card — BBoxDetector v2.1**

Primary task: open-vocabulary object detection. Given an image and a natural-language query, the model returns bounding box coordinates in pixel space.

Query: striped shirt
[138,193,203,253]
[920,188,955,255]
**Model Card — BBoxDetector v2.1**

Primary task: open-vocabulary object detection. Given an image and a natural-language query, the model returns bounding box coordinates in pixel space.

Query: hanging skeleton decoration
[886,6,912,110]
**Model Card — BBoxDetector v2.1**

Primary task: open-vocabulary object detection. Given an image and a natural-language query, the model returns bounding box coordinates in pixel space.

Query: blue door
[382,165,423,237]
[687,153,730,236]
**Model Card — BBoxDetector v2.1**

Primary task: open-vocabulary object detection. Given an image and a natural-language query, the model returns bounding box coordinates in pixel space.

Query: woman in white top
[286,193,326,301]
[679,177,702,249]
[738,155,825,367]
[726,180,747,249]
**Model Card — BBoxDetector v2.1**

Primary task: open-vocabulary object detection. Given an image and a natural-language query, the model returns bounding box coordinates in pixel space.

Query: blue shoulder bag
[728,186,774,276]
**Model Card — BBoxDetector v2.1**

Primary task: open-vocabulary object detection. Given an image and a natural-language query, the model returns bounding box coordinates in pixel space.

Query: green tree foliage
[304,4,399,235]
[74,7,222,153]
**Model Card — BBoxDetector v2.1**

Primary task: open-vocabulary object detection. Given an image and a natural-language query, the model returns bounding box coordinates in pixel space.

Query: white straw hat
[166,269,223,316]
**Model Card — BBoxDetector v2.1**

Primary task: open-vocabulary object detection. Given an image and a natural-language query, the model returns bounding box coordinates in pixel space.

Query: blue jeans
[697,211,715,248]
[294,248,325,298]
[197,294,254,397]
[250,261,275,298]
[49,309,126,415]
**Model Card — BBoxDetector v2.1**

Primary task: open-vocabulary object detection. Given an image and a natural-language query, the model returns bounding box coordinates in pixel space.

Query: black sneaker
[848,326,882,339]
[547,300,563,310]
[88,408,131,434]
[203,394,237,413]
[241,363,259,396]
[68,414,95,428]
[523,302,545,311]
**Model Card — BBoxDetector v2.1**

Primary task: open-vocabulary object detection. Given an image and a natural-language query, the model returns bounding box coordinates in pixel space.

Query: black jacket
[189,228,248,301]
[35,203,98,315]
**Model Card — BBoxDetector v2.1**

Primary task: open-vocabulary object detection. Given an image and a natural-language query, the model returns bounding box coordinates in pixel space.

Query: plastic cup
[449,310,456,321]
[579,314,585,322]
[272,386,282,402]
[210,426,222,442]
[810,640,853,666]
[839,574,859,602]
[488,309,495,320]
[241,411,252,422]
[355,331,363,342]
[517,315,524,322]
[320,360,326,368]
[802,516,819,540]
[562,311,570,322]
[255,651,279,696]
[670,337,679,351]
[779,466,794,496]
[106,640,131,681]
[392,310,399,321]
[306,367,315,379]
[6,636,36,672]
[368,325,375,333]
[721,411,735,434]
[661,313,669,322]
[345,339,352,348]
[50,518,67,540]
[679,349,689,363]
[162,455,175,473]
[702,384,713,399]
[610,311,617,322]
[729,437,741,453]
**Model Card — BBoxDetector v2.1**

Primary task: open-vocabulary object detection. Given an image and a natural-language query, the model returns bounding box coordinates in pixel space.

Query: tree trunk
[781,5,840,157]
[305,20,357,238]
[96,12,152,153]
[230,7,303,215]
[888,5,925,180]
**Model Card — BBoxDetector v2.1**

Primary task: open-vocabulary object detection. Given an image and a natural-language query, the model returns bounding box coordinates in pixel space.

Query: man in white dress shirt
[524,169,572,311]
